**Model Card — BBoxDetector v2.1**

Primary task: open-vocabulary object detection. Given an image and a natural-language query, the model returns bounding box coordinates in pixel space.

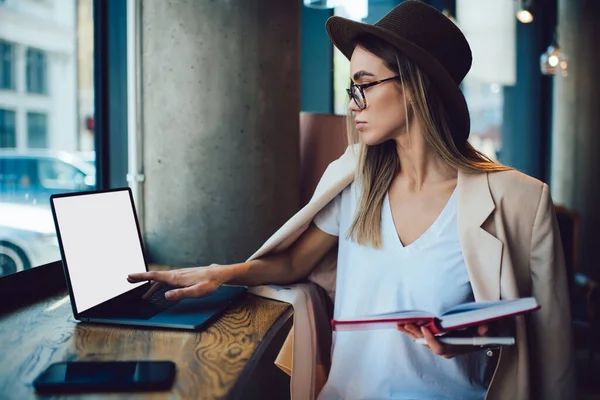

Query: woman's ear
[402,87,414,106]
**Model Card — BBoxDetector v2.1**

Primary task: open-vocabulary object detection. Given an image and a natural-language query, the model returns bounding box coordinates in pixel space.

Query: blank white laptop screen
[52,190,147,313]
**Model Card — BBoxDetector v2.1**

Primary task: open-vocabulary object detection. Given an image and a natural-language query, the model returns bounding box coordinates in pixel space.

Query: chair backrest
[299,112,347,205]
[554,204,580,294]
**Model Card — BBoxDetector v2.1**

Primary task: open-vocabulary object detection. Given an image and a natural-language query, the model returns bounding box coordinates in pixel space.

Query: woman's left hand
[397,323,489,359]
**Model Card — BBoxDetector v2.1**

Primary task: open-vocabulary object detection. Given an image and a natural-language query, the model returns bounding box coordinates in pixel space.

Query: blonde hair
[346,34,510,248]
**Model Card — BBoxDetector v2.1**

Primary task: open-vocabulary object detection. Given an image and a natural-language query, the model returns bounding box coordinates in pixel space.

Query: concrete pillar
[550,0,600,278]
[141,1,300,266]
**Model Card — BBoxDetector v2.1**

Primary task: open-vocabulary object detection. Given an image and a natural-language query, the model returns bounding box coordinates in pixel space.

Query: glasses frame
[346,75,400,110]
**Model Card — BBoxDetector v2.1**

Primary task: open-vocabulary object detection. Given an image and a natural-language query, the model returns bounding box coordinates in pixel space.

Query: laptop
[49,188,247,330]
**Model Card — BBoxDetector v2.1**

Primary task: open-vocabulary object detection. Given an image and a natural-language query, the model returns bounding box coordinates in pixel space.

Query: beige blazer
[247,145,576,400]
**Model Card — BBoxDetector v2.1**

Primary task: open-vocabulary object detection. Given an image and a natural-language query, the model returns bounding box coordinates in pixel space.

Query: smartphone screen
[33,361,176,393]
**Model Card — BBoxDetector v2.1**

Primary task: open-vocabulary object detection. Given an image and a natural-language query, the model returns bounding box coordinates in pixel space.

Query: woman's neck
[394,127,456,192]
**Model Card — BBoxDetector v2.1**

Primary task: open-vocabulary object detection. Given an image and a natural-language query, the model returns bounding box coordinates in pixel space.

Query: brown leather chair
[554,204,598,375]
[555,205,579,295]
[299,112,348,206]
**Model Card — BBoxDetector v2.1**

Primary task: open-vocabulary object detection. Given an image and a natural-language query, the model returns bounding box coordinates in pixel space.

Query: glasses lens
[352,86,365,109]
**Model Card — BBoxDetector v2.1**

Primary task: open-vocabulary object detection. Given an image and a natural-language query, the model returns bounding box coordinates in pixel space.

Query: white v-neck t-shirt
[314,182,489,400]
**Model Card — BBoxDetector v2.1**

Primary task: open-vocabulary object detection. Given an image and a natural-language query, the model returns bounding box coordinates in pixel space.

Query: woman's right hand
[127,265,225,301]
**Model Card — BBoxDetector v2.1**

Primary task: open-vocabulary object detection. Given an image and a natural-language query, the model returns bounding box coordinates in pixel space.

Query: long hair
[346,33,510,248]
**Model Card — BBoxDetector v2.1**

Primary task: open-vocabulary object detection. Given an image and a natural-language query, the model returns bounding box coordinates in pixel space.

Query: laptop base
[80,285,247,330]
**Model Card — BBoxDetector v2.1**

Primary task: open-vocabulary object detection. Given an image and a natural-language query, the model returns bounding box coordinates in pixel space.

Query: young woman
[129,2,574,399]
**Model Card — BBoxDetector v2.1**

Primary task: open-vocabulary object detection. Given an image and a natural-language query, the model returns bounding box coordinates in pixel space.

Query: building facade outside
[0,0,78,151]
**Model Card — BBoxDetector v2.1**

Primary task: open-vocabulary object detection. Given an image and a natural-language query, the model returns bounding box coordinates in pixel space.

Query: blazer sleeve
[528,183,576,400]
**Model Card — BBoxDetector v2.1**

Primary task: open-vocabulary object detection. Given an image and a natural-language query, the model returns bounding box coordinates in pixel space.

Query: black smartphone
[33,360,176,393]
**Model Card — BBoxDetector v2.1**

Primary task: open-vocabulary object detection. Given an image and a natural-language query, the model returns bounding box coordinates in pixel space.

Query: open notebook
[331,297,540,335]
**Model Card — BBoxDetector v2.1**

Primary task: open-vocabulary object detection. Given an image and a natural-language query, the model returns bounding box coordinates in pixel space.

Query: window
[0,109,16,148]
[0,40,14,90]
[462,78,504,161]
[0,0,96,278]
[456,1,516,162]
[27,112,48,148]
[333,46,350,116]
[26,48,48,95]
[332,7,353,116]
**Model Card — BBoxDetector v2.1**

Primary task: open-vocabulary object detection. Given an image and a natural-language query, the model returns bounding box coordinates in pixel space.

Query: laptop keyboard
[114,286,178,320]
[146,286,176,310]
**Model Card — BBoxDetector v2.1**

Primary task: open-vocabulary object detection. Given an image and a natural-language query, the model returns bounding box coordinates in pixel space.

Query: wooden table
[0,286,293,400]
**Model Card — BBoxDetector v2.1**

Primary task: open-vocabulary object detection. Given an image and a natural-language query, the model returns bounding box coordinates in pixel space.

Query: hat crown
[375,1,472,84]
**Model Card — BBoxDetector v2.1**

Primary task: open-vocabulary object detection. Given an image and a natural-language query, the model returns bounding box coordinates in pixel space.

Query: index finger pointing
[128,271,172,284]
[127,272,154,283]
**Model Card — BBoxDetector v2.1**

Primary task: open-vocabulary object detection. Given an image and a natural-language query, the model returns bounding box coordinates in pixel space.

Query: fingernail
[165,292,173,300]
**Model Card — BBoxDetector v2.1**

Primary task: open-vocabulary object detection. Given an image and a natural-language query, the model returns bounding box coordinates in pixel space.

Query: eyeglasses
[346,76,400,110]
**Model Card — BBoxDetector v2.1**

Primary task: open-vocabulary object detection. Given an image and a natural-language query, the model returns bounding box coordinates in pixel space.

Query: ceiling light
[516,9,533,23]
[540,33,568,77]
[516,0,534,23]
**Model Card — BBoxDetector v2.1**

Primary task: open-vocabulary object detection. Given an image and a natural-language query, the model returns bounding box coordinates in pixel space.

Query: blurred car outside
[78,150,96,168]
[0,202,59,277]
[0,149,96,206]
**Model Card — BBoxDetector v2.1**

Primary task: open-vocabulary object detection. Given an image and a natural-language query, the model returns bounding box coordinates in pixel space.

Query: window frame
[25,47,48,95]
[0,40,15,91]
[26,111,48,149]
[0,0,129,291]
[0,108,17,148]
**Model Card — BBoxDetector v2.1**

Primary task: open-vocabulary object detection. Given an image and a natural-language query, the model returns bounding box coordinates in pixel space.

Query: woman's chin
[359,130,386,146]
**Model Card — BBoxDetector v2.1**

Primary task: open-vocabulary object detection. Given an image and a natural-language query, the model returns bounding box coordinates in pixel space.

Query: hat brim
[326,16,471,142]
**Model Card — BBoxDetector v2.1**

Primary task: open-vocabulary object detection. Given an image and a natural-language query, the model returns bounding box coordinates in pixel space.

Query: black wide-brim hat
[326,0,472,143]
